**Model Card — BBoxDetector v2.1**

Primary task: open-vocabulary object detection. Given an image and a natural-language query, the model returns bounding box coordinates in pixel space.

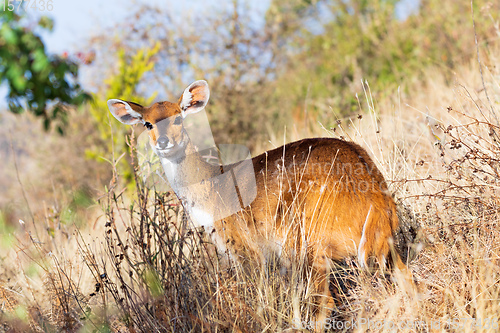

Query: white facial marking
[160,141,175,150]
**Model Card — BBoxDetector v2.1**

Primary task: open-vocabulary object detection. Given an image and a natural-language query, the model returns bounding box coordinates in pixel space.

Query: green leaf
[0,23,17,44]
[32,48,49,72]
[38,16,54,32]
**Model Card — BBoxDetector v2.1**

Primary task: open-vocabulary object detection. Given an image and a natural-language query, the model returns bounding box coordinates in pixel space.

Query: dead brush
[80,156,322,332]
[410,93,500,239]
[0,210,93,332]
[389,75,500,330]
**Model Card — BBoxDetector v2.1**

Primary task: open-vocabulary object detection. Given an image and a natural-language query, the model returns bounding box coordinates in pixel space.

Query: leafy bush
[269,0,499,129]
[86,42,160,184]
[0,11,90,133]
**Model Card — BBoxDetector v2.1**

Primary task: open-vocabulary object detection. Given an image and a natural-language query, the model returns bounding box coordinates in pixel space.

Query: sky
[40,0,130,53]
[41,0,206,54]
[39,0,418,54]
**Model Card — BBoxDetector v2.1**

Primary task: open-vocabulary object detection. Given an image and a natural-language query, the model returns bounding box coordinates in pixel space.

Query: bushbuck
[108,80,411,325]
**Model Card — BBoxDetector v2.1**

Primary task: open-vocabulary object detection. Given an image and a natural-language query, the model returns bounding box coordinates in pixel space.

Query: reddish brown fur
[215,138,407,305]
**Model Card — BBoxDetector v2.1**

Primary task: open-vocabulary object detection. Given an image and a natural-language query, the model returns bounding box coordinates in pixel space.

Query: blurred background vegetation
[84,0,498,146]
[1,0,498,242]
[0,0,498,236]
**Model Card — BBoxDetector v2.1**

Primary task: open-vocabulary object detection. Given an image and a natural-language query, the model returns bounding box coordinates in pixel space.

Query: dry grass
[1,39,500,333]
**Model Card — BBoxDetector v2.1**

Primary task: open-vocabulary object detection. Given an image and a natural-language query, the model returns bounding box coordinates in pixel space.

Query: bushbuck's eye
[144,122,153,130]
[173,116,182,125]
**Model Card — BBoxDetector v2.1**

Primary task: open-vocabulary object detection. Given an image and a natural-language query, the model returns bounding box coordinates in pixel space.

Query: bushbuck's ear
[107,99,145,125]
[179,80,210,118]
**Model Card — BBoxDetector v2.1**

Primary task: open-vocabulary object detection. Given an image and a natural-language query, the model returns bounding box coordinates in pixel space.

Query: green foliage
[87,42,159,184]
[268,0,499,130]
[143,269,164,298]
[60,188,94,227]
[0,11,90,134]
[0,210,15,250]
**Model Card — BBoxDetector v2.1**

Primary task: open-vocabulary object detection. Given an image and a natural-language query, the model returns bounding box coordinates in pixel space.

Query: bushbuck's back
[217,137,400,267]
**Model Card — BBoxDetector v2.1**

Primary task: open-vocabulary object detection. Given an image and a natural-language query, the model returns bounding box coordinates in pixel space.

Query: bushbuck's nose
[157,136,170,149]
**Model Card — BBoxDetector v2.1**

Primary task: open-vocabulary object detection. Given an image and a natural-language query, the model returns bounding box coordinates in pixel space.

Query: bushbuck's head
[107,80,210,159]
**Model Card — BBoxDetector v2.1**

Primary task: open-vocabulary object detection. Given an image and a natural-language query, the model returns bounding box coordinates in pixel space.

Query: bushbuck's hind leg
[310,253,336,332]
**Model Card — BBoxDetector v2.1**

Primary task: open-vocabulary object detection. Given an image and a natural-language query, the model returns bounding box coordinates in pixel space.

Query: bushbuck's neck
[158,138,229,247]
[159,140,220,191]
